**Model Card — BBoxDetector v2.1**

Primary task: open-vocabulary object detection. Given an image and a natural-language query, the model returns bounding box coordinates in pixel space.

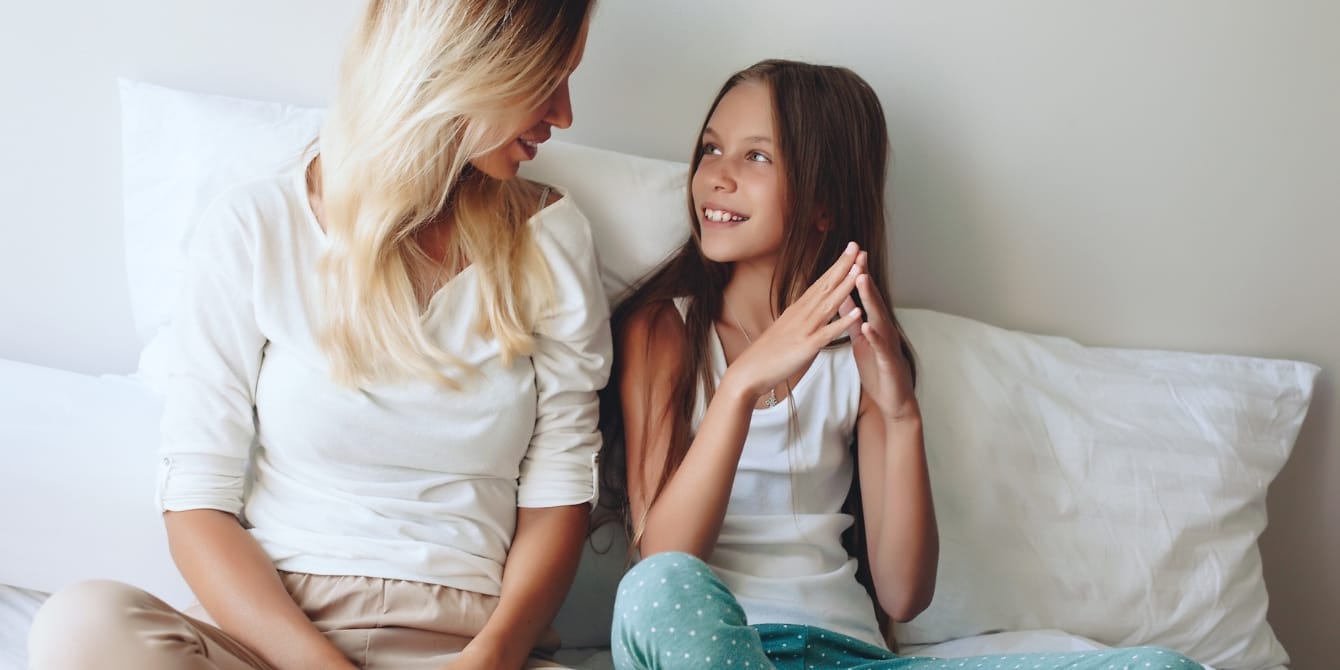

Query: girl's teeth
[705,208,746,223]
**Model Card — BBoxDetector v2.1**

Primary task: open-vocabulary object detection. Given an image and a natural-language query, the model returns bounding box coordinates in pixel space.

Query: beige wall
[0,1,1334,667]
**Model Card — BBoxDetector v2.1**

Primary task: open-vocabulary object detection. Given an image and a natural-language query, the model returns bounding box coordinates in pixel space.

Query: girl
[602,60,1204,670]
[29,2,605,669]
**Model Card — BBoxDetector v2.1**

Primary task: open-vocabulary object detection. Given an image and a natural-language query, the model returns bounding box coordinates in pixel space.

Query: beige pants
[28,572,569,669]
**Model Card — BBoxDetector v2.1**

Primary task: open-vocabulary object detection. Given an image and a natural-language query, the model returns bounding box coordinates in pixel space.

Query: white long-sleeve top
[156,168,611,596]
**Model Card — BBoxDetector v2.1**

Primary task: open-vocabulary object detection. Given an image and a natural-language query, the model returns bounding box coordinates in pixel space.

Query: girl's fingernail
[844,242,857,254]
[849,265,860,276]
[850,307,862,318]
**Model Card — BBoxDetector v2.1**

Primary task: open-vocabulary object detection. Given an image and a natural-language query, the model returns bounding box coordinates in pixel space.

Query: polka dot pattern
[610,554,1205,670]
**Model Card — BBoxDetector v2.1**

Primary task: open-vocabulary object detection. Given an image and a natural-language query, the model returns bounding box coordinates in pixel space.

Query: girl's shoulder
[623,298,686,337]
[619,298,689,360]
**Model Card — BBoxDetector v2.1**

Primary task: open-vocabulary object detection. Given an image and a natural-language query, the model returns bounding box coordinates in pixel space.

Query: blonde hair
[316,0,594,387]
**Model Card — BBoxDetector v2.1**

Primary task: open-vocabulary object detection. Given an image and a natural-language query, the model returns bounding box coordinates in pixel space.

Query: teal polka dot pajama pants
[611,553,1204,670]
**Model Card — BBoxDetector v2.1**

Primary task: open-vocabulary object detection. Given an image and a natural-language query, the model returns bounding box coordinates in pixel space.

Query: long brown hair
[597,61,916,630]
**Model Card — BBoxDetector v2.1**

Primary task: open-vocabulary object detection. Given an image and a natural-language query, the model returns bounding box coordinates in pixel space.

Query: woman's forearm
[164,509,356,670]
[465,504,589,669]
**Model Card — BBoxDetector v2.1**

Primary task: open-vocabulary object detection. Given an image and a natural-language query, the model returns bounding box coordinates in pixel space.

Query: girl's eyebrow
[701,127,774,145]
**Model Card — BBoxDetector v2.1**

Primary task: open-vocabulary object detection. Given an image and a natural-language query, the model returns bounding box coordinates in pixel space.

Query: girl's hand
[844,252,917,423]
[726,242,865,398]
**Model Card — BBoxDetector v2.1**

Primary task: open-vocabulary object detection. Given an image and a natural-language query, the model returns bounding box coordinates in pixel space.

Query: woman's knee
[28,580,170,667]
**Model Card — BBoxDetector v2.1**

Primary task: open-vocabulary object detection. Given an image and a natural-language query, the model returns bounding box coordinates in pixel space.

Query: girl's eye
[701,143,722,156]
[746,151,771,163]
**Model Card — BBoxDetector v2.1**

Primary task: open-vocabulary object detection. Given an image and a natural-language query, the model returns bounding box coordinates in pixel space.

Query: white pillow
[891,308,1319,670]
[0,359,191,608]
[517,141,689,302]
[119,79,324,346]
[118,79,690,390]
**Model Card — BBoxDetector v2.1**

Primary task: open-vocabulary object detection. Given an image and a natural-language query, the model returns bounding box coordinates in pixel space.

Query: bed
[0,79,1320,670]
[0,360,1211,669]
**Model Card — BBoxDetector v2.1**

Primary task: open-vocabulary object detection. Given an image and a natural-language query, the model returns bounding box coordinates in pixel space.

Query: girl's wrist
[718,368,765,410]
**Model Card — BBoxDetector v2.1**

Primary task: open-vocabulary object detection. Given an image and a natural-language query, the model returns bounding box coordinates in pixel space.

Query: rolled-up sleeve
[155,192,266,516]
[517,200,613,508]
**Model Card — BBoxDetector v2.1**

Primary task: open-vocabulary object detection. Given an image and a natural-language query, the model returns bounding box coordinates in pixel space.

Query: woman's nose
[542,79,574,129]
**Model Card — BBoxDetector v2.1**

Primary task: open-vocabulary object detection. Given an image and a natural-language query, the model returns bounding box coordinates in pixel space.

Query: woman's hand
[439,644,508,670]
[725,242,865,398]
[843,251,918,423]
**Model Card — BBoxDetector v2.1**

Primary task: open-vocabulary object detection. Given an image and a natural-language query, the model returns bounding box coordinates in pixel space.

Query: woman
[29,1,605,669]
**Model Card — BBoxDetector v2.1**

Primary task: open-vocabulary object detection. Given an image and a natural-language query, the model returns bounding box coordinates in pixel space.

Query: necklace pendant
[765,388,778,408]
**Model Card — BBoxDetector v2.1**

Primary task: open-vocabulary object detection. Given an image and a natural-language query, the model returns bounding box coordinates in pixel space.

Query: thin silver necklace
[726,305,778,408]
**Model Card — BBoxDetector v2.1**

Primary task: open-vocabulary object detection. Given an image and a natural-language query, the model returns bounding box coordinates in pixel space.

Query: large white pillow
[0,359,191,608]
[119,79,325,347]
[118,79,688,337]
[119,80,689,390]
[517,142,689,302]
[892,308,1319,670]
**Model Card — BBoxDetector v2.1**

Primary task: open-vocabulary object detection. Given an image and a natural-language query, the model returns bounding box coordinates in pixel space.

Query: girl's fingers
[805,242,861,303]
[855,273,892,328]
[820,306,863,343]
[861,321,907,374]
[840,296,862,340]
[822,269,862,316]
[861,321,888,352]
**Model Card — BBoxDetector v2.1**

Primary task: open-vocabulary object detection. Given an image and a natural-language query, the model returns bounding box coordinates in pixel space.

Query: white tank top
[675,298,887,648]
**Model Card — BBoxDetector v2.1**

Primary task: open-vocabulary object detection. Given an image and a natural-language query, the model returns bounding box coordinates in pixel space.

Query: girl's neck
[722,259,777,331]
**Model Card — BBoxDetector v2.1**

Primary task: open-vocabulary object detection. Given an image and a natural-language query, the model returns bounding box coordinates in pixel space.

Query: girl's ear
[816,209,832,232]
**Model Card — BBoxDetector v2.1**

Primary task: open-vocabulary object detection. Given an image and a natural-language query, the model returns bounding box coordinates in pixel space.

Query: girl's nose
[706,160,735,192]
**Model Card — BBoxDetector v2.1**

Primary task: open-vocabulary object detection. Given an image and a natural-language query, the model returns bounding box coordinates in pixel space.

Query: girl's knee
[29,580,166,667]
[613,552,719,631]
[615,553,712,611]
[626,551,709,578]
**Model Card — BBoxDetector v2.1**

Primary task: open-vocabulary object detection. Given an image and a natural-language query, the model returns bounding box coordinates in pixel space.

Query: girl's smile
[701,205,750,225]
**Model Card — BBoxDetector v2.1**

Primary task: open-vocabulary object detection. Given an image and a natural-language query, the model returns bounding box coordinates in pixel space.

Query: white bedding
[0,359,1231,670]
[0,583,1196,670]
[0,358,191,606]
